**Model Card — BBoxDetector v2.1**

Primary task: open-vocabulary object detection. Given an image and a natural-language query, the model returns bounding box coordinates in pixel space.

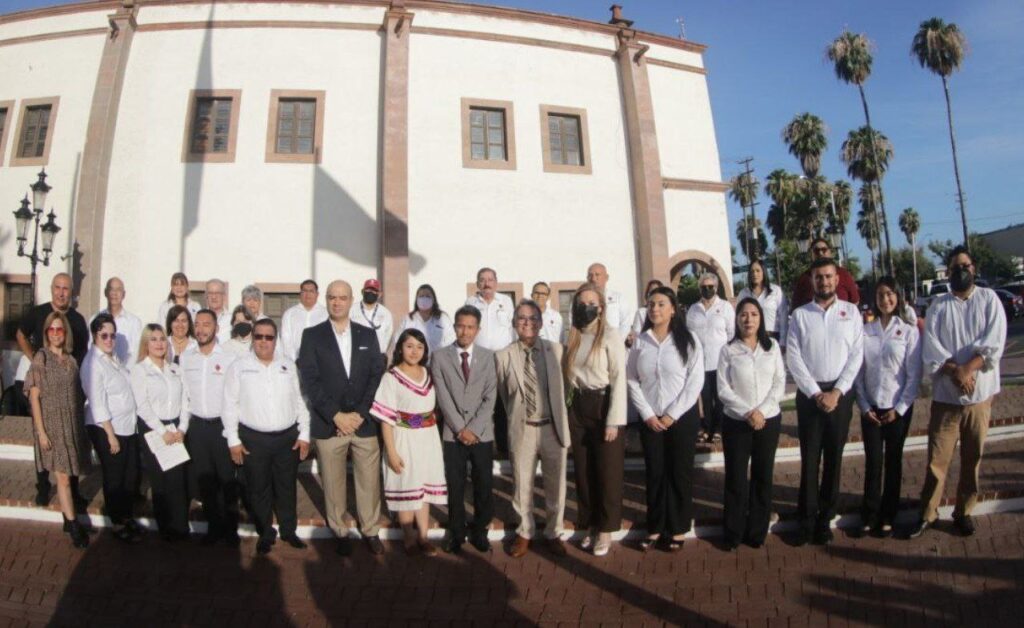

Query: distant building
[978,223,1024,275]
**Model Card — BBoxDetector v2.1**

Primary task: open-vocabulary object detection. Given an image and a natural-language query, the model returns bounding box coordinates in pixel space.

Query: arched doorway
[668,250,733,305]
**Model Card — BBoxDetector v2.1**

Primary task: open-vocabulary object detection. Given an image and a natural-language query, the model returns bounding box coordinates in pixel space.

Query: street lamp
[11,169,61,305]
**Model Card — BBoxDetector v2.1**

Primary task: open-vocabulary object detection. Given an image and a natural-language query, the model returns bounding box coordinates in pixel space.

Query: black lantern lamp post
[12,169,60,305]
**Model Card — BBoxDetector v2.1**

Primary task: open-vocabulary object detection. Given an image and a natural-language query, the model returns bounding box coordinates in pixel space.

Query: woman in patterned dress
[371,329,447,556]
[26,310,91,548]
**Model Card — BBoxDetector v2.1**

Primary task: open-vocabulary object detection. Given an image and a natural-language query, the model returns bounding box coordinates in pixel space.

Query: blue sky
[3,0,1021,266]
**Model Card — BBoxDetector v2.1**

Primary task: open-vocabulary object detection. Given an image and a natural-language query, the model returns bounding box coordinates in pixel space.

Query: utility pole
[737,157,759,261]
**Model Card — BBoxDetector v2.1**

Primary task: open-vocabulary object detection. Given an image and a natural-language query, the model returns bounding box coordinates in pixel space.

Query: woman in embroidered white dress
[371,328,447,556]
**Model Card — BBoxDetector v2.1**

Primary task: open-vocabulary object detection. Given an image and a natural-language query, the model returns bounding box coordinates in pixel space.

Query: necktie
[460,351,470,382]
[524,347,538,417]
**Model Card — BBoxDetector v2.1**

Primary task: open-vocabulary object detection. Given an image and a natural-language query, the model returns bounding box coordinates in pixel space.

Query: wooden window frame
[182,89,242,163]
[256,283,302,325]
[548,280,582,338]
[10,97,60,168]
[539,104,591,175]
[0,100,14,167]
[265,89,326,164]
[460,97,517,171]
[0,273,33,350]
[464,282,524,305]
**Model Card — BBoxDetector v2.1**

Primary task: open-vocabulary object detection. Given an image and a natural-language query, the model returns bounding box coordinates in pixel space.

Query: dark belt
[194,416,223,423]
[525,419,552,427]
[239,424,296,437]
[817,380,838,393]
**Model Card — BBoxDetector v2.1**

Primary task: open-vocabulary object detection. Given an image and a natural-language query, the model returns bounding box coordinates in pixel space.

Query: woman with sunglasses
[26,310,92,548]
[82,313,143,542]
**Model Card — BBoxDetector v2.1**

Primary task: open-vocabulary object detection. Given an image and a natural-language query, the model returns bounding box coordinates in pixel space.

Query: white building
[0,0,732,376]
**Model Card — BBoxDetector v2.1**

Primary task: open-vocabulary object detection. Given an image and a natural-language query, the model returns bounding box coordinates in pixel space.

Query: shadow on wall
[180,7,214,271]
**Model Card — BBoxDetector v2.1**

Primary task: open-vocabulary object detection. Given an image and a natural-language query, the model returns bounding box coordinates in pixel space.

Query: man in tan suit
[495,300,569,558]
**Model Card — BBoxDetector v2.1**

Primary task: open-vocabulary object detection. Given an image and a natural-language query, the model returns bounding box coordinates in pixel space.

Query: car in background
[915,281,948,317]
[1000,281,1024,298]
[994,289,1023,320]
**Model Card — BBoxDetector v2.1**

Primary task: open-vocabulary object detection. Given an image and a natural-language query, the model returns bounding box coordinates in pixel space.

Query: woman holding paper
[131,324,190,542]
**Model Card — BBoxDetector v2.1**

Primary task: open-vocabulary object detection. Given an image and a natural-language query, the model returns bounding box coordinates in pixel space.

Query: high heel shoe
[64,517,89,549]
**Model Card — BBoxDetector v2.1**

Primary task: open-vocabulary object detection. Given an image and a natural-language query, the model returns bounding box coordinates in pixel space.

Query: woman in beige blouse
[562,283,627,556]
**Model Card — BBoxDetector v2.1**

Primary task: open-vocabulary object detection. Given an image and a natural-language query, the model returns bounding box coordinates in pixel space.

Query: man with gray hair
[240,285,271,322]
[91,277,143,365]
[205,279,233,343]
[686,271,735,442]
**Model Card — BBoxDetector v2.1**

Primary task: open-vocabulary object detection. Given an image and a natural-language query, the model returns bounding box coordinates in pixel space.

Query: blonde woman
[130,324,189,542]
[562,283,627,557]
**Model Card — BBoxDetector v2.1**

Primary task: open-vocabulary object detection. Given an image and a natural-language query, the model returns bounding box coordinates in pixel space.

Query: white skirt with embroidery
[383,426,448,511]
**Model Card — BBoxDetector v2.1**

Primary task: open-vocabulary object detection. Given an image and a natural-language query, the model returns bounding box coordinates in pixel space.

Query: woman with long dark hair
[165,305,197,364]
[737,259,787,342]
[626,286,704,551]
[394,284,455,356]
[157,272,201,325]
[717,297,786,549]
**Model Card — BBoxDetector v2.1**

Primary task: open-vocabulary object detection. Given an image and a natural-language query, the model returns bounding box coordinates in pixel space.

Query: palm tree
[829,179,853,261]
[735,215,768,262]
[857,192,881,281]
[764,168,799,240]
[782,113,828,177]
[729,171,760,259]
[912,18,969,249]
[827,30,895,273]
[841,125,893,273]
[899,207,922,297]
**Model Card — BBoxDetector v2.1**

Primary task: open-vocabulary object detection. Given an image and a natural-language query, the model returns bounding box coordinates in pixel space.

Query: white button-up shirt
[717,339,786,421]
[631,307,648,336]
[786,299,864,397]
[222,353,311,447]
[856,317,922,416]
[396,312,456,355]
[538,306,564,344]
[156,299,202,326]
[214,309,233,344]
[130,356,184,434]
[180,343,236,432]
[334,322,353,375]
[279,302,328,361]
[922,287,1007,406]
[686,297,736,371]
[350,302,394,354]
[737,284,788,344]
[466,292,515,351]
[626,330,705,421]
[90,308,143,365]
[603,288,634,337]
[81,347,137,436]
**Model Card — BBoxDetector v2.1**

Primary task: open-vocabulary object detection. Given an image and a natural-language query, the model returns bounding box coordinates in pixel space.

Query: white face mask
[416,296,434,311]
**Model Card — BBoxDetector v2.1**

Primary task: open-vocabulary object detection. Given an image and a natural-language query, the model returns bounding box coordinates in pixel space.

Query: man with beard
[908,245,1007,538]
[786,258,864,545]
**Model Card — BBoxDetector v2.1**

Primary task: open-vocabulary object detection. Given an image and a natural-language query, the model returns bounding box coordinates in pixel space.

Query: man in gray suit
[432,305,497,555]
[495,300,569,558]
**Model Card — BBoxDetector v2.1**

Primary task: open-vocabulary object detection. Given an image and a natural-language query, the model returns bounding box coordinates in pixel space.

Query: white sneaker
[593,537,611,557]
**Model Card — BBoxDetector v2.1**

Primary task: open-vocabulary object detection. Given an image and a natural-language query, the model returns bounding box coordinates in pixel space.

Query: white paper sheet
[144,429,191,471]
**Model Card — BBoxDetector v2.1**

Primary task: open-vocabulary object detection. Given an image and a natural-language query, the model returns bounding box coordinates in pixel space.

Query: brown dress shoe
[545,537,567,557]
[509,535,530,558]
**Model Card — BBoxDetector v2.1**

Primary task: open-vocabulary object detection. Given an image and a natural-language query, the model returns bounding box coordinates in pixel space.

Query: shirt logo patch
[215,364,221,372]
[840,310,847,318]
[280,365,288,372]
[896,330,902,337]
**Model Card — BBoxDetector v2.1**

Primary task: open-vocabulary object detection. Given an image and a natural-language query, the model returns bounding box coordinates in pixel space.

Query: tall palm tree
[857,192,881,281]
[827,30,895,273]
[841,126,893,273]
[829,179,853,261]
[782,113,828,177]
[764,168,799,240]
[729,171,760,259]
[912,18,969,249]
[899,207,922,297]
[735,215,768,262]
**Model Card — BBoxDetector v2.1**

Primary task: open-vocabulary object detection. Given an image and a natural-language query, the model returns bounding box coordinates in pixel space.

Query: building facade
[0,0,732,373]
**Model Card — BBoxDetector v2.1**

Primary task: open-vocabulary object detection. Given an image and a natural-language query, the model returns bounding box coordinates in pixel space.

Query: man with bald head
[297,280,387,556]
[91,277,143,365]
[205,279,233,343]
[586,263,633,339]
[16,272,91,507]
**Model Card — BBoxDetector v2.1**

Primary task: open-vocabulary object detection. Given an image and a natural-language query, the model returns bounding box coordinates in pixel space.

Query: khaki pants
[315,434,382,537]
[920,399,992,522]
[509,422,567,540]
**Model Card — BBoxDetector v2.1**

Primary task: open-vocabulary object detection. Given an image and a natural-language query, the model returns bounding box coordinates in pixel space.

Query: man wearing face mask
[349,279,394,354]
[908,245,1007,539]
[280,280,328,362]
[686,273,735,443]
[586,263,634,339]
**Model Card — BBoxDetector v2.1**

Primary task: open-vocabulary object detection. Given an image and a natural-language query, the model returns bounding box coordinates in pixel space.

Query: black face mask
[233,322,253,338]
[572,303,600,329]
[950,265,975,292]
[700,286,717,299]
[363,291,379,305]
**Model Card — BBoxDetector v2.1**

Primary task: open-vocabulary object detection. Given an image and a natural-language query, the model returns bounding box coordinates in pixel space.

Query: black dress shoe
[200,533,221,546]
[444,537,463,554]
[469,534,491,553]
[793,529,811,547]
[256,538,273,555]
[954,515,975,537]
[365,535,385,555]
[812,527,833,545]
[223,532,241,548]
[281,535,307,549]
[722,537,740,551]
[335,537,353,556]
[906,517,931,539]
[34,486,50,507]
[744,536,764,549]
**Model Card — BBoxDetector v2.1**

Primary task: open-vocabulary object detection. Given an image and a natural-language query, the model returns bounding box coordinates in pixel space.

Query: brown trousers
[568,387,625,533]
[920,399,992,522]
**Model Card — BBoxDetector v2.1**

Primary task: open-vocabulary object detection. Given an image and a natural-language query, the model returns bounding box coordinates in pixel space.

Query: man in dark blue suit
[297,280,386,556]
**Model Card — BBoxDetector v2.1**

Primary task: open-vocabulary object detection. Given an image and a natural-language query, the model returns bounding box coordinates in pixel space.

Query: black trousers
[796,386,855,533]
[492,397,509,456]
[138,418,190,537]
[722,416,781,544]
[186,418,240,539]
[239,425,299,541]
[87,426,139,525]
[700,373,723,437]
[639,405,700,536]
[443,439,494,541]
[861,406,913,524]
[568,388,625,533]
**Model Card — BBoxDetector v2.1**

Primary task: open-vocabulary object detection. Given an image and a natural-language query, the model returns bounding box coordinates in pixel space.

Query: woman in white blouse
[717,297,786,550]
[562,283,627,557]
[626,287,704,552]
[854,277,921,537]
[165,305,198,365]
[156,272,201,325]
[394,284,456,358]
[130,324,189,542]
[736,259,788,344]
[82,313,142,542]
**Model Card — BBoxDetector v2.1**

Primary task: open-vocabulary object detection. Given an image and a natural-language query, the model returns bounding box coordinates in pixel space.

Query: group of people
[15,242,1006,557]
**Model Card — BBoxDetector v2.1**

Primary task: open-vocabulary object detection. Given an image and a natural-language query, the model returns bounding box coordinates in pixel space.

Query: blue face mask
[416,296,434,311]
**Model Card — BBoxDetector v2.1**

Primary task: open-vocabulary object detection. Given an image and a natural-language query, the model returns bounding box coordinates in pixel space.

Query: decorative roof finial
[609,5,634,27]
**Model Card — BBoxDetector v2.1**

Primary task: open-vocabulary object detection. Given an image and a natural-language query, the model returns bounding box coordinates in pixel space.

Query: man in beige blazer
[495,300,569,558]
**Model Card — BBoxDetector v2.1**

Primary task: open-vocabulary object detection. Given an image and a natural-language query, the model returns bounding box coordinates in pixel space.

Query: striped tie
[524,347,538,418]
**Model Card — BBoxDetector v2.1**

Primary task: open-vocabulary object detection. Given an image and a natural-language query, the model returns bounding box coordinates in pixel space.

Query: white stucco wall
[663,188,733,291]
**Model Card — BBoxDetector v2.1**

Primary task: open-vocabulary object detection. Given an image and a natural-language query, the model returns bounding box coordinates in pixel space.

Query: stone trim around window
[181,89,242,164]
[460,97,517,170]
[0,273,33,350]
[265,89,326,164]
[9,96,60,168]
[539,104,592,175]
[0,100,13,167]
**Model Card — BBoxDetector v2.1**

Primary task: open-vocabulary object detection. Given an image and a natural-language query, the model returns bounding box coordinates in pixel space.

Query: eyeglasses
[515,316,541,323]
[96,332,115,341]
[531,291,550,297]
[812,247,830,254]
[253,334,276,341]
[46,326,65,335]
